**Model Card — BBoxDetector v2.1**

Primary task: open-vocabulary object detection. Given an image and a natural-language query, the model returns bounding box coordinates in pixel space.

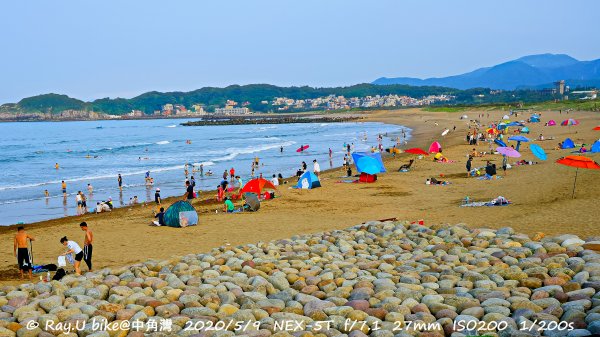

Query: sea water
[0,119,409,225]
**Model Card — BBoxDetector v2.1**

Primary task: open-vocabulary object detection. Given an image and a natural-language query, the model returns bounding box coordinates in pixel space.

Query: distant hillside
[373,54,600,90]
[0,83,560,117]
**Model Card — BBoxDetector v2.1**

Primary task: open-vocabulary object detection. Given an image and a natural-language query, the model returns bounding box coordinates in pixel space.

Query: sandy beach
[2,108,599,283]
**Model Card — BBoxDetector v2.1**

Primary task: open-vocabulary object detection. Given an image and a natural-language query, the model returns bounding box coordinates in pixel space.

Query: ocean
[0,119,408,225]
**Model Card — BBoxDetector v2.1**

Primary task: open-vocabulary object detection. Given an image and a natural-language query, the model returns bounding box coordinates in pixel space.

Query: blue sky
[1,0,599,103]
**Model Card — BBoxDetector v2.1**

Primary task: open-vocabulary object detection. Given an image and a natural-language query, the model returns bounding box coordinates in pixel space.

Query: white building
[214,107,251,115]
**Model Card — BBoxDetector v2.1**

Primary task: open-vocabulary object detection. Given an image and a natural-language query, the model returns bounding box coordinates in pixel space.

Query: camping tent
[548,120,557,126]
[351,152,386,173]
[503,115,510,120]
[520,127,530,134]
[296,171,321,189]
[562,138,575,149]
[241,178,276,194]
[591,141,600,153]
[164,201,198,228]
[530,115,540,122]
[428,141,442,153]
[358,172,377,183]
[243,193,260,212]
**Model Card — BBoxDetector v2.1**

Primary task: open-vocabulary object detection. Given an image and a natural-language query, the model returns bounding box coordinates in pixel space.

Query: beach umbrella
[496,147,521,158]
[355,157,381,175]
[561,119,579,126]
[556,155,600,198]
[529,144,547,161]
[593,126,600,131]
[404,148,428,156]
[241,178,277,194]
[508,135,530,151]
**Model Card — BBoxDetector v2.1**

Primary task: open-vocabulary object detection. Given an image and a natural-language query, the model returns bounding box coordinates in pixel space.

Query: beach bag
[53,268,66,281]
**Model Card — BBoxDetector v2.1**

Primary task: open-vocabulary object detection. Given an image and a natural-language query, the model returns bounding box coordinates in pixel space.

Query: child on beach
[152,207,165,226]
[223,197,235,213]
[60,236,83,275]
[14,226,35,279]
[80,222,93,272]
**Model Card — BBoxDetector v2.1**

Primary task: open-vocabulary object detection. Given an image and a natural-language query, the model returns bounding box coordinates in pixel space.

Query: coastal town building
[271,93,455,111]
[214,107,251,115]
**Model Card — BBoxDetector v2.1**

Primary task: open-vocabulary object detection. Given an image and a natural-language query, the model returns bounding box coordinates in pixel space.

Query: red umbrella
[593,126,600,131]
[241,178,277,194]
[556,155,600,198]
[404,148,429,155]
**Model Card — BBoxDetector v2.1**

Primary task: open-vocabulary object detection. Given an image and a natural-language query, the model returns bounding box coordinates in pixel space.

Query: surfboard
[441,129,449,136]
[296,145,310,152]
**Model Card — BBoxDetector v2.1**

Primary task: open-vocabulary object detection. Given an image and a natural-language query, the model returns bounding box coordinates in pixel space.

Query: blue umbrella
[529,144,547,161]
[508,135,530,151]
[355,157,381,175]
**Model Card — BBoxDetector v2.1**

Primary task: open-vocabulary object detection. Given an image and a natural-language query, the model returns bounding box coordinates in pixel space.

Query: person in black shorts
[118,174,123,190]
[60,236,83,275]
[80,222,93,272]
[14,226,35,279]
[183,180,194,200]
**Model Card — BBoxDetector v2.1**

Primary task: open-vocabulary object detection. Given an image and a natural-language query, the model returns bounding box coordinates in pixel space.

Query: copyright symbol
[26,321,39,329]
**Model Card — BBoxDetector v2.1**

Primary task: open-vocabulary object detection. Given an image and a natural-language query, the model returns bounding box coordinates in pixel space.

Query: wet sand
[2,108,599,284]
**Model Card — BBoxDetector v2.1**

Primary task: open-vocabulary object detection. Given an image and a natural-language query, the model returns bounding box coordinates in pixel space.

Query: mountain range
[373,54,600,90]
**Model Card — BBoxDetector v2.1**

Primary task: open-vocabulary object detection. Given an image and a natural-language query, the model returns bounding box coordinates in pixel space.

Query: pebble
[0,221,598,336]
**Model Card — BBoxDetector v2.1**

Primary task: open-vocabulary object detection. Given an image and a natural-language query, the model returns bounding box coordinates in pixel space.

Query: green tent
[164,201,198,227]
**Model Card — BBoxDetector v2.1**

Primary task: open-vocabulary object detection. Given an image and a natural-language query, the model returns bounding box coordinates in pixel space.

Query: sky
[1,0,599,104]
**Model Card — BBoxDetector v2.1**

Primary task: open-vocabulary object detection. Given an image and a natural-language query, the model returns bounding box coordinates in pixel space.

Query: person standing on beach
[502,155,508,176]
[75,191,83,214]
[329,148,333,159]
[118,174,123,191]
[61,181,67,196]
[60,236,83,275]
[80,222,93,272]
[466,156,473,177]
[154,188,161,205]
[55,163,59,170]
[190,176,196,188]
[44,190,50,197]
[280,146,283,153]
[313,159,320,176]
[81,192,87,213]
[236,176,243,193]
[87,183,93,194]
[199,164,204,177]
[223,170,228,181]
[14,226,34,279]
[302,161,307,172]
[183,180,194,201]
[229,167,235,182]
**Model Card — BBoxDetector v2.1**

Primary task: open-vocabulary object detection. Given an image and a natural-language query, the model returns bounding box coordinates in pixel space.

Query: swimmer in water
[55,163,59,170]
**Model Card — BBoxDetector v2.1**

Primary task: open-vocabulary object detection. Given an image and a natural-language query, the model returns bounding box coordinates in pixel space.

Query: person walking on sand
[118,174,123,191]
[80,222,93,272]
[154,188,161,205]
[60,236,83,275]
[14,226,34,279]
[313,159,321,177]
[502,154,508,176]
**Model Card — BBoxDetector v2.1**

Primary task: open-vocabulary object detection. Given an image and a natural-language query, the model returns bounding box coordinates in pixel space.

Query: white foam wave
[156,140,170,145]
[211,141,296,163]
[166,125,177,128]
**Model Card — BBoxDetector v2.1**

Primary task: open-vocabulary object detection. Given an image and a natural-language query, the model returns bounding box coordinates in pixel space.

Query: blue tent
[530,115,540,122]
[562,138,575,149]
[296,171,321,189]
[351,152,386,173]
[591,141,600,153]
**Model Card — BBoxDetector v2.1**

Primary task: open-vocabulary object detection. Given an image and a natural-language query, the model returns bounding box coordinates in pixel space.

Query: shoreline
[1,107,599,283]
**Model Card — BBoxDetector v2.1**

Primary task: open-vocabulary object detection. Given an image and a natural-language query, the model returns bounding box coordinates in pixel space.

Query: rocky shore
[1,220,600,337]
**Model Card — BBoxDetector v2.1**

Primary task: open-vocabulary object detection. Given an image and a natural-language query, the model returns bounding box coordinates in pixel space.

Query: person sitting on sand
[152,207,165,226]
[223,197,235,213]
[398,159,414,171]
[60,236,83,275]
[555,142,563,150]
[579,144,587,153]
[426,178,448,185]
[14,226,34,280]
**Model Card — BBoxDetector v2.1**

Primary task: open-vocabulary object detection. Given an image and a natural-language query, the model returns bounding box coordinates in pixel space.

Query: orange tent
[556,155,600,198]
[241,178,277,194]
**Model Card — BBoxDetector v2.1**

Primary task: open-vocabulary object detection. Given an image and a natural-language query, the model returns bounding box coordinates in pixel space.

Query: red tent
[428,142,442,153]
[241,178,277,194]
[358,172,377,183]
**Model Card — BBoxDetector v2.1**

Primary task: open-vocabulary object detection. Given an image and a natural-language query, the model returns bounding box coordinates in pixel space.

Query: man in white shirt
[313,159,321,176]
[271,174,279,186]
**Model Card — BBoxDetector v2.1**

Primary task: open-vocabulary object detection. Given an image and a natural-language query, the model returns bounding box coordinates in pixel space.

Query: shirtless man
[80,222,94,272]
[14,226,35,279]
